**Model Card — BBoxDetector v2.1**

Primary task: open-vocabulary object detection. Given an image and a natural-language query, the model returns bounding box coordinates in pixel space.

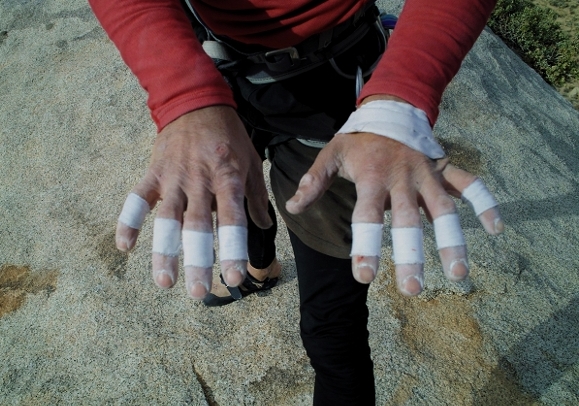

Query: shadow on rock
[477,295,579,404]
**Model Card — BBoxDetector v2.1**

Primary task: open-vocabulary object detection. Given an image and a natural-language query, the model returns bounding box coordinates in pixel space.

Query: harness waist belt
[199,4,384,84]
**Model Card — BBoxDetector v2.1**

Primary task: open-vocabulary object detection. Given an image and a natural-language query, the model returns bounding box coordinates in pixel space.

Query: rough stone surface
[1,0,578,404]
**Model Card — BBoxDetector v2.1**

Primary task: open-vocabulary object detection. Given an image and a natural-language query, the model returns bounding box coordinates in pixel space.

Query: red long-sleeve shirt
[89,0,496,131]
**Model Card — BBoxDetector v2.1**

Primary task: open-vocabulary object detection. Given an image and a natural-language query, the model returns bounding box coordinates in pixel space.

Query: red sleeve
[358,0,497,126]
[89,0,236,132]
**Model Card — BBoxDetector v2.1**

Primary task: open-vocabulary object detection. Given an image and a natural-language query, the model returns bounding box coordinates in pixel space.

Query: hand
[286,100,503,296]
[115,106,272,298]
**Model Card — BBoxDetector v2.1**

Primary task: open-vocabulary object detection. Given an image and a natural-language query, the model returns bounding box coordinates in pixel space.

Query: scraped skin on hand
[115,106,272,299]
[286,95,503,296]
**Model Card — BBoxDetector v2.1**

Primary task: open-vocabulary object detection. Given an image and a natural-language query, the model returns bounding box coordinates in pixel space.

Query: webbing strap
[202,41,235,62]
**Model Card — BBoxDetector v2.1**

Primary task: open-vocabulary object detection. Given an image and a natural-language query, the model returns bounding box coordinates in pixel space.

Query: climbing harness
[184,0,397,96]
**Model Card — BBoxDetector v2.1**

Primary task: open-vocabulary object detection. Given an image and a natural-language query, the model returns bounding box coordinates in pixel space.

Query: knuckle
[435,195,456,214]
[299,173,315,187]
[157,206,184,221]
[433,157,450,172]
[356,174,384,189]
[391,198,420,223]
[212,142,233,161]
[394,206,419,222]
[352,204,383,222]
[215,168,244,193]
[132,176,159,202]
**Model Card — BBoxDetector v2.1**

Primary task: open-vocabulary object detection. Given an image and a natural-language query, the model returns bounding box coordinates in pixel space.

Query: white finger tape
[337,100,445,159]
[118,193,150,229]
[461,179,498,216]
[350,223,383,257]
[182,230,214,268]
[433,213,466,249]
[391,227,425,264]
[218,226,248,261]
[152,218,182,257]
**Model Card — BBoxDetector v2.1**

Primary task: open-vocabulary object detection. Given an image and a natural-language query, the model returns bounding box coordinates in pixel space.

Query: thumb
[286,145,339,214]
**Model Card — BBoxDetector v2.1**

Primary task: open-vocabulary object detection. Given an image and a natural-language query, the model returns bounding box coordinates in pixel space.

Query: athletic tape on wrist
[152,218,182,257]
[461,179,498,216]
[182,230,214,268]
[391,227,425,264]
[350,223,383,257]
[433,213,466,249]
[118,193,149,229]
[337,100,445,159]
[218,226,248,261]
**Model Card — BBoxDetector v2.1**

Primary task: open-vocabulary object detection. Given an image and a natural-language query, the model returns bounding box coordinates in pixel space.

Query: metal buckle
[263,47,301,72]
[264,47,300,63]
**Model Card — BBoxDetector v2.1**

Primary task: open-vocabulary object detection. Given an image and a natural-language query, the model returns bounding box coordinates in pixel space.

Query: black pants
[247,211,375,405]
[290,229,375,405]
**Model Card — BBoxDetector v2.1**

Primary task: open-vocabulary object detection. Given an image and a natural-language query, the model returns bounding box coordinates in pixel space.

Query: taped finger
[350,223,383,283]
[433,213,468,281]
[433,213,465,249]
[218,225,248,287]
[392,227,424,264]
[153,218,182,256]
[119,193,150,229]
[461,179,498,215]
[152,218,182,288]
[182,229,214,298]
[461,179,504,235]
[392,227,425,296]
[183,229,214,268]
[116,193,151,251]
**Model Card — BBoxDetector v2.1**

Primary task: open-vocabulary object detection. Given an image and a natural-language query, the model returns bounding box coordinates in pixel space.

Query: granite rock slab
[1,0,578,404]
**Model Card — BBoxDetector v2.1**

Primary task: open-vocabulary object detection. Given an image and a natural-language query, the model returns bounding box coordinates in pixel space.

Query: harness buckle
[264,47,300,71]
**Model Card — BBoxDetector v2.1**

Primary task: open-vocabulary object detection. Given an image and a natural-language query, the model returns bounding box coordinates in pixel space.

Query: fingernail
[116,235,136,252]
[355,262,377,284]
[449,259,469,281]
[494,218,504,234]
[223,262,246,287]
[187,281,210,299]
[353,255,379,284]
[400,275,424,296]
[154,269,175,287]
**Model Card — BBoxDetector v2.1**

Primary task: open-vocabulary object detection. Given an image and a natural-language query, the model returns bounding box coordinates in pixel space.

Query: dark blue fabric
[245,199,277,270]
[289,229,375,405]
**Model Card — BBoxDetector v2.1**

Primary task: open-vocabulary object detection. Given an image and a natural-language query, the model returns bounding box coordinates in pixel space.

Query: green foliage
[489,0,579,86]
[547,0,569,8]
